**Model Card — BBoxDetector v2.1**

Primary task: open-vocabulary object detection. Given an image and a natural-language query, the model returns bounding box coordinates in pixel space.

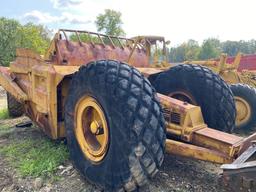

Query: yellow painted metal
[185,53,256,88]
[157,93,206,142]
[157,93,246,164]
[239,70,256,87]
[234,96,252,127]
[5,49,80,139]
[165,139,233,164]
[0,67,28,102]
[192,128,242,157]
[1,30,255,168]
[75,96,109,163]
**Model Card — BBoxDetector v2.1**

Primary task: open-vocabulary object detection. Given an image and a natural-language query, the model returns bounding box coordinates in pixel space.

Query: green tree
[221,40,256,56]
[199,38,221,59]
[0,17,20,66]
[95,9,125,36]
[0,18,51,66]
[17,23,51,55]
[169,39,201,62]
[69,33,100,43]
[169,44,186,62]
[184,39,201,60]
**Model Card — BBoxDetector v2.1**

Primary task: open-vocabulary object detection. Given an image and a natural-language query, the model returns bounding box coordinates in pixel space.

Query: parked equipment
[223,53,256,72]
[0,29,256,191]
[185,53,256,131]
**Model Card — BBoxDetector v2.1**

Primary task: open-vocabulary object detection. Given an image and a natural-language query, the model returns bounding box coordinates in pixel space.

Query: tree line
[169,38,256,62]
[0,9,124,66]
[0,9,255,66]
[0,17,51,66]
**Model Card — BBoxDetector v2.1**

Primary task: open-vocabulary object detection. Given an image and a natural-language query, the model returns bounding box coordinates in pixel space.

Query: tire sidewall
[64,60,166,191]
[65,76,131,189]
[150,64,236,133]
[230,84,256,130]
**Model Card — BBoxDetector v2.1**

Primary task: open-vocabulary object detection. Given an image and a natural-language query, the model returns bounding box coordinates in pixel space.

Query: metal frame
[0,29,256,190]
[221,142,256,191]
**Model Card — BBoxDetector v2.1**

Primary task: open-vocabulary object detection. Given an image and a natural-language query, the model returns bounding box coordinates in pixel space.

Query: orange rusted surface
[44,29,152,68]
[54,40,149,67]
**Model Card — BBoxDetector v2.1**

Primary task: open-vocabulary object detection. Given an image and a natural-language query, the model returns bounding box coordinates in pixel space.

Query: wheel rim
[75,96,109,163]
[235,96,252,127]
[169,90,197,105]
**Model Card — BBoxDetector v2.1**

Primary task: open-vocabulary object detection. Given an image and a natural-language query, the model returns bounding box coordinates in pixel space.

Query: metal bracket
[220,142,256,191]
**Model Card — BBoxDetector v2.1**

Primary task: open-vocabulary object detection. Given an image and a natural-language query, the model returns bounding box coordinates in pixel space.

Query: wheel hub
[90,121,103,135]
[169,90,197,105]
[75,96,109,163]
[235,96,252,127]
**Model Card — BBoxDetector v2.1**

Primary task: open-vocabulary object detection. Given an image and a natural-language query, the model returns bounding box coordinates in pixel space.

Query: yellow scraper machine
[0,29,255,191]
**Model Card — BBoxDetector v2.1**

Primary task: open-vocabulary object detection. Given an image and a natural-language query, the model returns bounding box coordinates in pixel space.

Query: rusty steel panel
[55,40,149,67]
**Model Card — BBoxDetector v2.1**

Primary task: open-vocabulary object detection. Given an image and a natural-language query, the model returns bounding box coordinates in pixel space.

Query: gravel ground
[0,87,227,192]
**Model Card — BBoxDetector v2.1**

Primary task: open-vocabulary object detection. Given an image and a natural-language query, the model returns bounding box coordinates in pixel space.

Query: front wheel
[230,84,256,131]
[65,60,166,191]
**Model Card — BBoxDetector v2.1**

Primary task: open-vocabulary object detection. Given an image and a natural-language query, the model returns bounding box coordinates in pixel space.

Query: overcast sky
[2,0,256,45]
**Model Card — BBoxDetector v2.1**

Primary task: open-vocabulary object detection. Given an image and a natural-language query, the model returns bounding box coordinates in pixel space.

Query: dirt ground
[0,87,226,192]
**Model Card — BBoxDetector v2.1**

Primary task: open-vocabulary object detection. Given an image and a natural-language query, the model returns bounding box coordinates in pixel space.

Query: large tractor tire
[150,64,236,133]
[7,93,24,117]
[230,84,256,131]
[65,60,166,191]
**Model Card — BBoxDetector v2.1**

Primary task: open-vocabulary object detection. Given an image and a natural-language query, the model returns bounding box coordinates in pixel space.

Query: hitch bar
[157,93,256,191]
[221,141,256,191]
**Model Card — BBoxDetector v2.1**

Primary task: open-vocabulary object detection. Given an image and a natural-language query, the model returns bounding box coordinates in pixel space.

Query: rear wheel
[7,93,24,117]
[150,64,236,133]
[65,60,166,191]
[230,84,256,131]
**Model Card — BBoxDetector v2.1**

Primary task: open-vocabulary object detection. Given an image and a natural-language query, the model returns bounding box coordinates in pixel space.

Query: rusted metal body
[0,29,256,190]
[45,29,149,67]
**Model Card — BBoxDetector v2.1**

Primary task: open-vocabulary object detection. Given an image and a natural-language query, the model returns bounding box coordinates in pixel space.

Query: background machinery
[224,53,256,72]
[130,35,256,131]
[185,53,256,131]
[0,29,255,191]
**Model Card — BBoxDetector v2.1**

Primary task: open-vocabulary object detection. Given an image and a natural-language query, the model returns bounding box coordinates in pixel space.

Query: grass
[0,124,13,137]
[0,108,9,119]
[0,138,69,178]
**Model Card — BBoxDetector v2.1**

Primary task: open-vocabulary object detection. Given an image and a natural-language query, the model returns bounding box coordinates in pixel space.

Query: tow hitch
[221,141,256,191]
